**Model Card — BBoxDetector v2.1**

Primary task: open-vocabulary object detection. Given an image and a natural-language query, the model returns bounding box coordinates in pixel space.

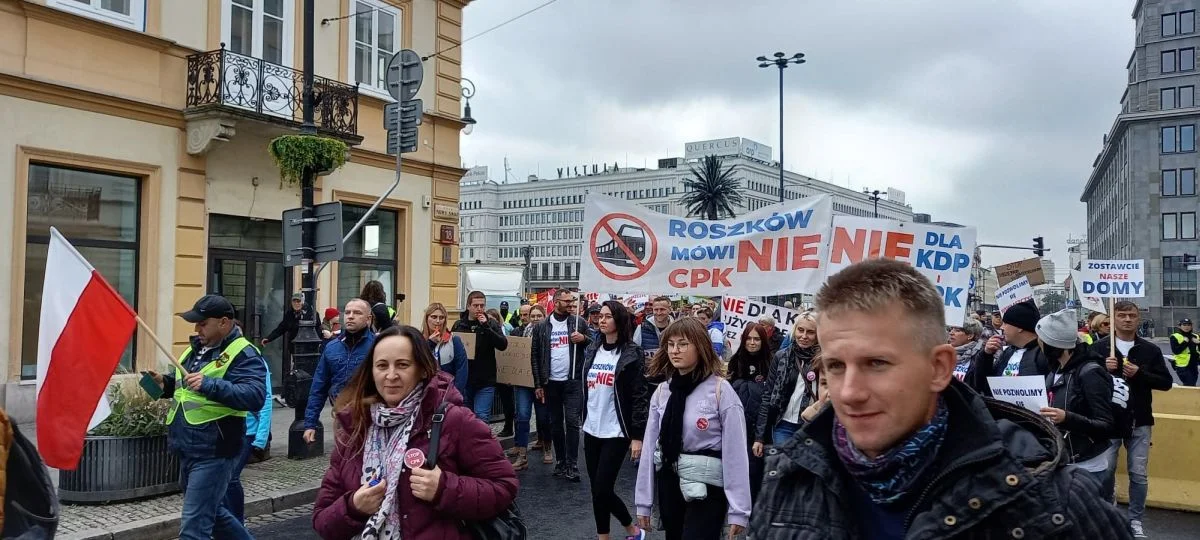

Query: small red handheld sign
[696,418,709,431]
[404,448,426,469]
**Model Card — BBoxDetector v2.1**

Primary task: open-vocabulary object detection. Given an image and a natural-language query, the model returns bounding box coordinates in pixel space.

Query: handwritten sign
[996,275,1035,313]
[986,376,1048,413]
[720,296,800,355]
[495,336,534,387]
[579,193,833,296]
[452,332,476,360]
[995,257,1047,286]
[1079,259,1146,298]
[827,217,977,325]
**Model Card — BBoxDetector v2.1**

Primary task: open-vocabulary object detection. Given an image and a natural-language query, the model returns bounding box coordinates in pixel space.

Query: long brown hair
[647,317,724,381]
[727,322,772,381]
[333,325,440,455]
[423,303,449,336]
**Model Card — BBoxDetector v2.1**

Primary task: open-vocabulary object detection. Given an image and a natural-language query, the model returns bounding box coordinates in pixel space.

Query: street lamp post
[758,52,806,203]
[864,188,886,218]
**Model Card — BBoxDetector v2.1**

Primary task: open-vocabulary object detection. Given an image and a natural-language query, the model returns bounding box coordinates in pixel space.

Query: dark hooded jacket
[754,344,819,443]
[750,379,1132,539]
[1045,345,1114,463]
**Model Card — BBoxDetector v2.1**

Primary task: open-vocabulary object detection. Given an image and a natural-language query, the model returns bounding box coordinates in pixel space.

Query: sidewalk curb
[60,483,321,540]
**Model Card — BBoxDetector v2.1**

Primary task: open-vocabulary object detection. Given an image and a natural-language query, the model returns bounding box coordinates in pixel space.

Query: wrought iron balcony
[185,45,360,142]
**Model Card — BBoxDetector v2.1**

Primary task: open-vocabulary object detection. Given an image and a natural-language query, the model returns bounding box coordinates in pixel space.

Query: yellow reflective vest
[1171,332,1193,368]
[1080,333,1094,346]
[165,337,253,425]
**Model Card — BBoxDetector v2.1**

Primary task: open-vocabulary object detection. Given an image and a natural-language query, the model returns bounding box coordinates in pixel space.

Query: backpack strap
[424,393,452,469]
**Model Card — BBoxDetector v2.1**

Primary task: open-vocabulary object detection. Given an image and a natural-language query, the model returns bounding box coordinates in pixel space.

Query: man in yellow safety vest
[146,295,266,540]
[1170,317,1199,386]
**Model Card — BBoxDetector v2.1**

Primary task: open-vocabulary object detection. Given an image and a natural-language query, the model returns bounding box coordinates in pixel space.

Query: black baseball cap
[1182,318,1193,325]
[500,301,510,308]
[587,305,601,315]
[178,295,236,323]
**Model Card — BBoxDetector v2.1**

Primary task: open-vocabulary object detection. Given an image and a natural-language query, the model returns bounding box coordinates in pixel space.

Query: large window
[22,164,140,379]
[1163,168,1197,196]
[1164,50,1178,73]
[227,0,289,65]
[1163,256,1198,306]
[1163,212,1197,239]
[350,0,400,96]
[48,0,144,31]
[1163,126,1178,152]
[337,205,398,310]
[1163,169,1178,195]
[1165,11,1197,36]
[1162,124,1195,152]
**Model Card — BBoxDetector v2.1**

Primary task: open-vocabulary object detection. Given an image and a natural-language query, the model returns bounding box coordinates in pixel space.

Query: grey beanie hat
[1035,309,1079,349]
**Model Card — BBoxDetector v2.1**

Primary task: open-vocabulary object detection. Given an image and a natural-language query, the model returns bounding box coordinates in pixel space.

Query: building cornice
[4,0,193,56]
[1080,107,1200,202]
[348,147,468,181]
[0,70,185,128]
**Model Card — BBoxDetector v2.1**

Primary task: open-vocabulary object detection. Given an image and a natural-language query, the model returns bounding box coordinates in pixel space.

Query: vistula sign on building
[684,137,773,162]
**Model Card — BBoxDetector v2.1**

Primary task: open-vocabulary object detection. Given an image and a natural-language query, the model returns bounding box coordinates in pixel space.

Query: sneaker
[1130,520,1147,538]
[565,466,581,482]
[499,425,514,438]
[552,462,566,477]
[625,528,646,540]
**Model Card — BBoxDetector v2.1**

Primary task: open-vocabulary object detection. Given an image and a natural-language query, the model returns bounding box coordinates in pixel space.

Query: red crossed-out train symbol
[589,213,658,281]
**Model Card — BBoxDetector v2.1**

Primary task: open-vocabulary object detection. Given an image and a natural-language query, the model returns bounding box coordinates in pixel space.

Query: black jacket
[531,312,591,387]
[581,340,651,440]
[1046,346,1114,463]
[750,379,1132,539]
[1090,335,1173,429]
[966,338,1050,396]
[265,304,314,344]
[755,344,819,443]
[451,315,508,390]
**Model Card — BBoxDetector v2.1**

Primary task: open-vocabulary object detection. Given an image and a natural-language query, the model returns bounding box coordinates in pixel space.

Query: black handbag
[426,399,528,540]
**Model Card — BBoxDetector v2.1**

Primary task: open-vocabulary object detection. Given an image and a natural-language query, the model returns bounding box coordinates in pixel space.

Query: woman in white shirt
[582,301,651,540]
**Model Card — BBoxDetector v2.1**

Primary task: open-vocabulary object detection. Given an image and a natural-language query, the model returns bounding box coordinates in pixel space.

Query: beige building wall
[0,0,472,422]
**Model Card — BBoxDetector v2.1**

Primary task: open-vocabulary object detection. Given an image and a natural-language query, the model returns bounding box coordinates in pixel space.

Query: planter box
[58,435,179,503]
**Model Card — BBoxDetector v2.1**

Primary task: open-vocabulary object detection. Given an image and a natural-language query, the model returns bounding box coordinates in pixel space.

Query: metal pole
[778,65,785,204]
[874,194,879,218]
[289,0,323,460]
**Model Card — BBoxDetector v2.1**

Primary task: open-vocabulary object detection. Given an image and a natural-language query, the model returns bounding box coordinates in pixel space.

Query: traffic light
[1032,236,1044,257]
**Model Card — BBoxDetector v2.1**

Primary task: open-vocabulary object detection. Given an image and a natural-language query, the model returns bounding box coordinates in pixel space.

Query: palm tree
[681,154,745,220]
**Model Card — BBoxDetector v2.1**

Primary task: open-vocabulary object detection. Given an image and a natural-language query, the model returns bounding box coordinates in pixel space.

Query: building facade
[1082,0,1200,326]
[459,139,914,291]
[1,0,474,422]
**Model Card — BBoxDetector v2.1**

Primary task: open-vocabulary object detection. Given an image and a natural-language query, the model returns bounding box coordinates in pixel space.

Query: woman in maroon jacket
[313,325,518,540]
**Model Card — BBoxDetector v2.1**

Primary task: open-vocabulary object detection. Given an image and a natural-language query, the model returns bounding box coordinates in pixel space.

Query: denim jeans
[465,386,496,423]
[1102,426,1152,521]
[773,420,800,446]
[179,454,253,540]
[513,386,535,447]
[222,436,256,523]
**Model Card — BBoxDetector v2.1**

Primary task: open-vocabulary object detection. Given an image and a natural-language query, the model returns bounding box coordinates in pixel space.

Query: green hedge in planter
[88,385,169,438]
[268,135,348,186]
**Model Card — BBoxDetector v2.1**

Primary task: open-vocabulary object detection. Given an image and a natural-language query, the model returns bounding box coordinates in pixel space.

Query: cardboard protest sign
[996,275,1035,313]
[1069,269,1108,313]
[995,257,1047,286]
[452,332,476,360]
[1078,259,1146,298]
[495,336,534,387]
[986,376,1048,413]
[579,193,833,296]
[827,217,977,325]
[720,296,800,355]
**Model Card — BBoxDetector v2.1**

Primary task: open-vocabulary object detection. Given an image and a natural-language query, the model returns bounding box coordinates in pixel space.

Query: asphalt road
[247,442,1200,539]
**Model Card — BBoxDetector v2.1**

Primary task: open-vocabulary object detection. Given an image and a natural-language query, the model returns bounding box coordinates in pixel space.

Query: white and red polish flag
[35,227,137,470]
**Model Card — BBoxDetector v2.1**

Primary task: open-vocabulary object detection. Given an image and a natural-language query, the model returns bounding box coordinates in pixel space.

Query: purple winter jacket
[312,372,518,539]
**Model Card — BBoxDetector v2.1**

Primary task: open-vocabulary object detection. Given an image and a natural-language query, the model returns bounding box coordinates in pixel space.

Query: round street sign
[386,49,424,101]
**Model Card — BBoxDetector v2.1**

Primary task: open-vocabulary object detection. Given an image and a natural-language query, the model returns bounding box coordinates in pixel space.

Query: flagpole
[135,315,188,375]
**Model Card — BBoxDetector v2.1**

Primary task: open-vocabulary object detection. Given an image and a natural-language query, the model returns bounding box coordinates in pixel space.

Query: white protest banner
[720,296,800,355]
[827,217,977,324]
[985,376,1048,413]
[1069,269,1108,313]
[996,275,1035,313]
[579,194,833,296]
[1078,259,1146,298]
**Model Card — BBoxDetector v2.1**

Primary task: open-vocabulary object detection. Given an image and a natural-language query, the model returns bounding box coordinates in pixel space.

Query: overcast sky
[458,0,1133,278]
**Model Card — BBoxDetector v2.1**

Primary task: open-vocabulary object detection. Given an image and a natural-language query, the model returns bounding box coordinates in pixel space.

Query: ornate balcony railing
[185,45,359,140]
